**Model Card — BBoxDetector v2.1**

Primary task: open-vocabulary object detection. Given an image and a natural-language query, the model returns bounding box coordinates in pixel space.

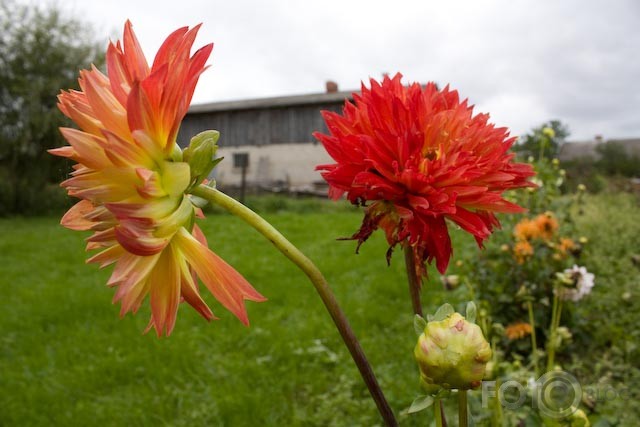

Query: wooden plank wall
[177,103,344,148]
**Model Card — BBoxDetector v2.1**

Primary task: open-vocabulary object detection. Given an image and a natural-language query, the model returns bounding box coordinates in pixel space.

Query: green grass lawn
[1,193,638,426]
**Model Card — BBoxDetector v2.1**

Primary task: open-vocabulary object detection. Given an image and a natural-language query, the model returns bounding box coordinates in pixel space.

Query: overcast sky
[28,0,640,141]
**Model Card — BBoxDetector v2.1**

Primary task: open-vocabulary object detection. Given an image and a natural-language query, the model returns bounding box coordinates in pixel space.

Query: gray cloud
[34,0,640,140]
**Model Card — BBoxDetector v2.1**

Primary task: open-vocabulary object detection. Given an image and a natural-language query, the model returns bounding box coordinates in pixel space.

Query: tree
[515,120,570,160]
[595,141,640,177]
[0,0,104,215]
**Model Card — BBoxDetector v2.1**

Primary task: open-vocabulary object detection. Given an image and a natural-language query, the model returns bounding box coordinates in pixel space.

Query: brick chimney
[325,80,338,93]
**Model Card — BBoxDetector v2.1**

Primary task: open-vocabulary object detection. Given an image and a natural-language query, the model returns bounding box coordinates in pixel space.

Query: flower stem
[546,293,563,372]
[191,185,397,426]
[527,300,539,377]
[458,390,468,427]
[403,246,423,316]
[492,378,503,426]
[439,400,448,427]
[434,398,443,427]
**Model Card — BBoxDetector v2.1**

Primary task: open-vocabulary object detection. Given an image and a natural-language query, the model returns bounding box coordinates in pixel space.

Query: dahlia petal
[127,82,159,143]
[424,216,452,274]
[447,207,491,240]
[101,130,152,168]
[61,200,96,231]
[87,244,126,268]
[175,228,265,325]
[81,67,130,140]
[57,93,103,136]
[117,275,150,316]
[109,251,160,288]
[136,168,167,199]
[114,224,169,256]
[122,20,150,81]
[151,26,190,71]
[57,128,110,169]
[160,161,191,197]
[154,197,194,238]
[146,244,181,336]
[106,41,131,107]
[86,227,117,245]
[175,246,215,321]
[458,193,526,213]
[140,64,168,114]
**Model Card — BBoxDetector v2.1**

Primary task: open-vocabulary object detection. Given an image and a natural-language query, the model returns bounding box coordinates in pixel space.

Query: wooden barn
[177,83,354,194]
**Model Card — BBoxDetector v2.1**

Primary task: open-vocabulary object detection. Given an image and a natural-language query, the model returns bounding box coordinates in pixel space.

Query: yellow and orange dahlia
[50,21,265,336]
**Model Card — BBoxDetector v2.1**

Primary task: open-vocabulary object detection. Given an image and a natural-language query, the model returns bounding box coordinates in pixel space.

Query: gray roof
[188,90,356,114]
[559,138,640,161]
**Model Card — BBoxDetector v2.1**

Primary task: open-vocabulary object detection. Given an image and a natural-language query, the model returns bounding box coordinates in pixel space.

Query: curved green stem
[191,185,397,426]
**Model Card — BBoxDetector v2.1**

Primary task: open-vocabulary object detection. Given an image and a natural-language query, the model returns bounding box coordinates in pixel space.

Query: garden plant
[2,19,636,426]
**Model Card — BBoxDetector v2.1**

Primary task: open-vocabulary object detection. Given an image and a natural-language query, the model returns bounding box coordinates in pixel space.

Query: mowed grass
[0,193,638,426]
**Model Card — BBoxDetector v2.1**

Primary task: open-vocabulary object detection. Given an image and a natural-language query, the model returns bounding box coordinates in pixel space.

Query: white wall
[213,142,334,191]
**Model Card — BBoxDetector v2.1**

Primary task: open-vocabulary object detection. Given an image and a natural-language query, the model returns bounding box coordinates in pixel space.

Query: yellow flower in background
[514,240,534,264]
[50,21,265,336]
[514,218,539,241]
[505,322,532,340]
[534,212,558,241]
[514,212,559,243]
[557,237,576,257]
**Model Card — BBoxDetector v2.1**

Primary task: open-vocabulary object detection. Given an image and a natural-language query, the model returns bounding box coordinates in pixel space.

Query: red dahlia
[314,73,535,276]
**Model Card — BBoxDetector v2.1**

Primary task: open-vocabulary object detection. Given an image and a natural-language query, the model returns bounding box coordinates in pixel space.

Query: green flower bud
[542,407,590,427]
[183,130,222,189]
[543,127,556,139]
[414,312,492,390]
[569,408,590,427]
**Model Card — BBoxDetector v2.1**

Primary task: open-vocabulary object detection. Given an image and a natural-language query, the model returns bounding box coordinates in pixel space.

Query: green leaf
[407,395,434,414]
[466,301,477,324]
[432,303,454,322]
[414,314,427,335]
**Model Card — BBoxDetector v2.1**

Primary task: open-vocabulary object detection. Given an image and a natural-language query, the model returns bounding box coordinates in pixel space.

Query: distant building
[558,136,640,161]
[178,84,353,194]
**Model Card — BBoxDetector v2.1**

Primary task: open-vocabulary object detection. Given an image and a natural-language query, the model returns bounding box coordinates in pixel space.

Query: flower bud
[569,408,590,427]
[414,312,492,390]
[182,130,222,189]
[542,127,556,139]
